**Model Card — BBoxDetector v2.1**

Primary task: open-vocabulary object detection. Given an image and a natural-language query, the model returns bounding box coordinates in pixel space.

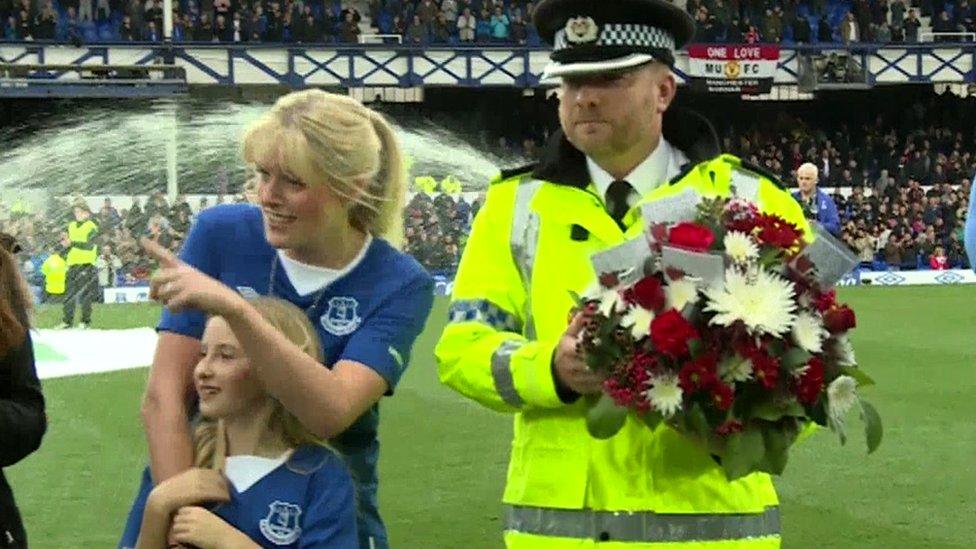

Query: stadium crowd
[716,94,973,269]
[1,0,973,45]
[0,187,481,301]
[1,90,974,302]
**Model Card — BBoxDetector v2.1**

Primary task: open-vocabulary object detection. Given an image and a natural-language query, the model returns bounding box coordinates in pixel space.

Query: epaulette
[737,159,787,191]
[493,162,538,185]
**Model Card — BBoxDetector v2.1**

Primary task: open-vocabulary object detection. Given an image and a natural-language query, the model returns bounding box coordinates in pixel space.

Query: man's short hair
[797,163,819,179]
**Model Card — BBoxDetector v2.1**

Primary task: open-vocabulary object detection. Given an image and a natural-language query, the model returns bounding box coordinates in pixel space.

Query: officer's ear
[649,63,677,114]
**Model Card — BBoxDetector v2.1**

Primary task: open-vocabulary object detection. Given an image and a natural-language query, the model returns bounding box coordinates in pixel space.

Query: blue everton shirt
[156,204,433,529]
[119,446,358,548]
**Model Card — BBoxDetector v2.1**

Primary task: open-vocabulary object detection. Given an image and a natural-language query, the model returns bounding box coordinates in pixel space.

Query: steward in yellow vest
[436,1,811,547]
[40,251,67,298]
[60,204,100,328]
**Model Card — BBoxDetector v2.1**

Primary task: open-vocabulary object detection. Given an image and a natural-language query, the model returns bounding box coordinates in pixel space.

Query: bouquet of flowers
[575,190,882,480]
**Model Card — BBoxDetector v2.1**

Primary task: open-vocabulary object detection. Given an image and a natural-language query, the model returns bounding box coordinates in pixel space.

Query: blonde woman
[137,90,434,549]
[120,298,358,548]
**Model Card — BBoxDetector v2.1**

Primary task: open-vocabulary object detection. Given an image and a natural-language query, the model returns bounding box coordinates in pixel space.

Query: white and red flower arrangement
[575,193,881,480]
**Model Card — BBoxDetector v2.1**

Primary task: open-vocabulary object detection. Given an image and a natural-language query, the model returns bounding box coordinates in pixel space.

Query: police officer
[436,0,810,547]
[60,204,99,329]
[792,162,841,236]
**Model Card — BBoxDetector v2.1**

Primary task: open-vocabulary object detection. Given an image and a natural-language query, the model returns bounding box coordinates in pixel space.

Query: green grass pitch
[7,286,975,548]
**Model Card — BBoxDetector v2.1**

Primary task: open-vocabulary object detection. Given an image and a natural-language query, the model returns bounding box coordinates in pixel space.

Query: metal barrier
[0,62,187,97]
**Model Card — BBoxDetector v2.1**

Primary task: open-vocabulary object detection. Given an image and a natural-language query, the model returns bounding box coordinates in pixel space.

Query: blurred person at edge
[964,172,976,269]
[0,232,47,549]
[792,162,841,236]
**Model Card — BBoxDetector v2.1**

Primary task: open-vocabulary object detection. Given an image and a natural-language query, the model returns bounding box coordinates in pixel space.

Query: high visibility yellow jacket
[66,219,98,266]
[41,253,67,295]
[440,175,464,196]
[414,175,439,196]
[436,116,811,548]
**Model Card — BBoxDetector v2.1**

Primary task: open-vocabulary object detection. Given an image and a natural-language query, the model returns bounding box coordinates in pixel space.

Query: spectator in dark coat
[0,232,47,549]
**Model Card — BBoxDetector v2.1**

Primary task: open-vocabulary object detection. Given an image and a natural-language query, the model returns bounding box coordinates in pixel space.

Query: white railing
[359,34,403,45]
[920,31,976,42]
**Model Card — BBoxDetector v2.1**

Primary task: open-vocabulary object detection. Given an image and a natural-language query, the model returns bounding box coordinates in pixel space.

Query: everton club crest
[259,500,303,546]
[321,296,362,336]
[565,16,599,44]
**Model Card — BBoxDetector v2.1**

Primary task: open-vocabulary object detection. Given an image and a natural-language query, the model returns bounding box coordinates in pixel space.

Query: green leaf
[780,348,813,372]
[585,393,629,440]
[688,338,704,359]
[751,398,806,422]
[759,247,783,269]
[686,403,710,437]
[568,290,584,307]
[585,352,610,373]
[722,426,765,481]
[641,410,664,430]
[757,424,792,476]
[860,399,883,454]
[839,366,876,388]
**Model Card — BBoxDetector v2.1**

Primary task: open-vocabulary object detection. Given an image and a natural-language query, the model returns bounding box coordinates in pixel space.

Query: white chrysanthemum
[703,268,797,336]
[596,287,624,317]
[643,373,683,418]
[723,231,760,263]
[834,334,857,367]
[792,311,828,353]
[720,356,754,383]
[827,375,859,424]
[621,305,655,340]
[665,278,700,311]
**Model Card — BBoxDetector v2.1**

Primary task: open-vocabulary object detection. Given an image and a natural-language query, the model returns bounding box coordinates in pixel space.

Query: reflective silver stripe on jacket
[509,178,544,341]
[730,169,762,203]
[504,505,780,543]
[447,299,522,333]
[491,339,526,408]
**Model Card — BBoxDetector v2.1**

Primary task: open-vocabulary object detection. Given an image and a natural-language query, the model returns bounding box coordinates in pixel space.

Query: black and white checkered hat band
[554,23,676,52]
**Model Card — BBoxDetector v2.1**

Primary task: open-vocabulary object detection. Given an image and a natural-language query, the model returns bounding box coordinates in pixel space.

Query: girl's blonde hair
[194,297,325,469]
[242,89,406,248]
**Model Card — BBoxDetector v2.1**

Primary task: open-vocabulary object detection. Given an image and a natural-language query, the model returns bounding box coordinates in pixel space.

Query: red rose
[678,352,718,394]
[651,309,700,358]
[649,223,669,244]
[723,198,761,234]
[626,276,665,312]
[823,305,857,334]
[756,214,803,250]
[598,271,620,289]
[812,289,837,314]
[726,217,760,233]
[668,222,715,252]
[748,349,781,390]
[716,419,744,436]
[795,356,825,405]
[709,381,735,411]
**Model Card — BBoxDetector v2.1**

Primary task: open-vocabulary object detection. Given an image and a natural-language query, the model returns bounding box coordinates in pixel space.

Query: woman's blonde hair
[242,89,406,248]
[193,297,325,469]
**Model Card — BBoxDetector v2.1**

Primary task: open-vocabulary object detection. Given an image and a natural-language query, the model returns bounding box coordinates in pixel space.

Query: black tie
[606,180,633,227]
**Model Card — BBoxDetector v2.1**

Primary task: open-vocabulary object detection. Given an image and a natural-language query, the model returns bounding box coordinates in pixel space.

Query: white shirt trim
[224,450,293,494]
[278,234,373,297]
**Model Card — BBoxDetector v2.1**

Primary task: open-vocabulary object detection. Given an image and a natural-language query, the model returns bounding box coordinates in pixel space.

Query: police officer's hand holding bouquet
[574,191,882,480]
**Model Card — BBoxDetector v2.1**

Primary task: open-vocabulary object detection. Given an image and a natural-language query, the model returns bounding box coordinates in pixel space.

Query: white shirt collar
[224,450,293,493]
[586,137,686,202]
[277,234,372,297]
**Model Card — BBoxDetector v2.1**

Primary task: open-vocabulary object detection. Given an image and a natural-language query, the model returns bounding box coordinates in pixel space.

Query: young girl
[929,245,948,270]
[119,298,357,548]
